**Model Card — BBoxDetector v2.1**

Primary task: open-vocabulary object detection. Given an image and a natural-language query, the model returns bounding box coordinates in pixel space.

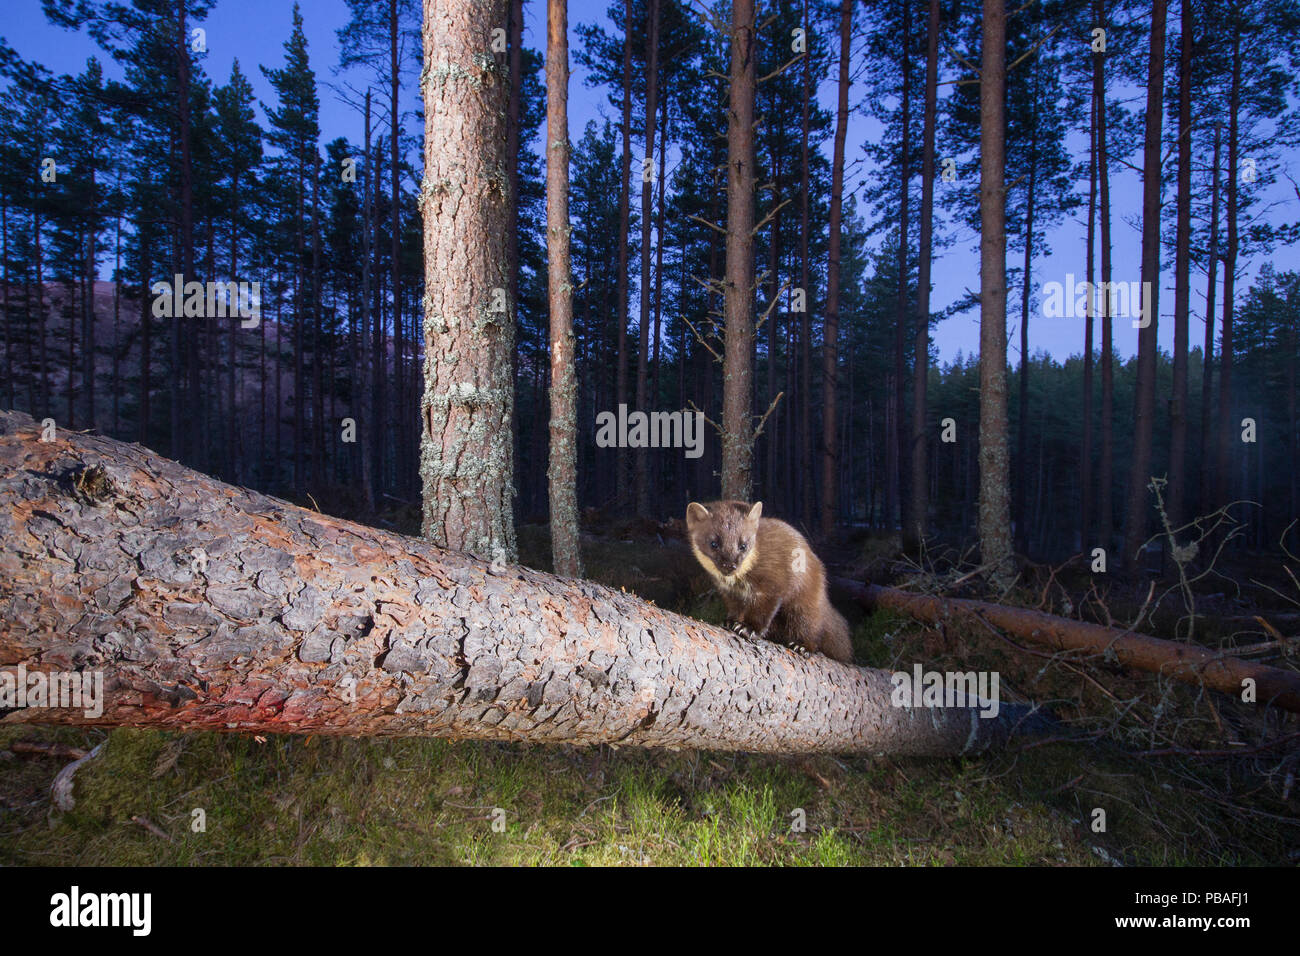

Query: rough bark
[838,578,1300,714]
[419,0,517,563]
[0,411,1041,756]
[721,0,757,502]
[978,0,1013,586]
[1121,0,1166,569]
[821,0,852,538]
[546,0,581,578]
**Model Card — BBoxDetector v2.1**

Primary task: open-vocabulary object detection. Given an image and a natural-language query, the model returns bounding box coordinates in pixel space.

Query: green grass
[5,717,1288,865]
[2,531,1296,866]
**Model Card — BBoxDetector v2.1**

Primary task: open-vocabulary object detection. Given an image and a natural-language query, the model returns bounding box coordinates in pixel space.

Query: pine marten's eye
[738,540,748,553]
[710,539,720,550]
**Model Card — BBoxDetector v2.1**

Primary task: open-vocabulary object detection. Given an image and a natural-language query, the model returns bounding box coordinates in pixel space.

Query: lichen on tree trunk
[418,0,517,564]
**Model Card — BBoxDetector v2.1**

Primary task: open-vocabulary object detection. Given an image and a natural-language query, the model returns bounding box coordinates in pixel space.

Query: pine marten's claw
[730,621,758,640]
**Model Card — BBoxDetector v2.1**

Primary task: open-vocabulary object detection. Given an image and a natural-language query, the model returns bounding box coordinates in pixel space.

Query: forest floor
[2,518,1297,866]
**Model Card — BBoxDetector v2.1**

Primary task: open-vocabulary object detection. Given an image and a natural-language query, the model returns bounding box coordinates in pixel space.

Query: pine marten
[685,500,853,663]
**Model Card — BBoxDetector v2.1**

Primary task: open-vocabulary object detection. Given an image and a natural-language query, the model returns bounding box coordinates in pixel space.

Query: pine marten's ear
[686,502,710,529]
[747,501,763,523]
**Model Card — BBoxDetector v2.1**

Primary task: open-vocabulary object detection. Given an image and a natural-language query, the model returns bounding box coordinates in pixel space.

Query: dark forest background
[0,0,1297,563]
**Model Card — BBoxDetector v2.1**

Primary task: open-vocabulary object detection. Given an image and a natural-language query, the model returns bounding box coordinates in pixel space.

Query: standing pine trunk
[175,0,195,465]
[1094,0,1114,551]
[83,169,97,431]
[635,0,661,516]
[546,0,581,577]
[1081,85,1097,548]
[420,0,517,563]
[66,237,77,429]
[228,168,242,484]
[889,0,912,536]
[370,134,387,504]
[36,204,47,420]
[112,217,121,434]
[821,0,852,538]
[909,0,939,550]
[652,92,667,433]
[137,219,150,444]
[506,2,522,341]
[1014,62,1040,557]
[1121,0,1167,569]
[1198,123,1222,518]
[360,91,376,512]
[1215,18,1241,513]
[311,151,325,488]
[1290,310,1298,525]
[615,0,633,508]
[978,0,1013,586]
[390,0,409,502]
[292,130,306,497]
[505,0,524,510]
[1168,0,1193,529]
[1,197,8,412]
[721,0,757,502]
[798,0,813,526]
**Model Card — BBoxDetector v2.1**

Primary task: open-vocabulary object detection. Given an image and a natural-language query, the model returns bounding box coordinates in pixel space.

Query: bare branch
[945,44,980,80]
[759,52,804,85]
[688,398,724,433]
[756,280,791,332]
[753,391,785,440]
[689,213,728,237]
[1007,24,1062,73]
[751,197,793,237]
[683,316,724,362]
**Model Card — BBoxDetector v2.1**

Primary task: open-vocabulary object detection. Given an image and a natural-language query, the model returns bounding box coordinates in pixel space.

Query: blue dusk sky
[3,0,1296,367]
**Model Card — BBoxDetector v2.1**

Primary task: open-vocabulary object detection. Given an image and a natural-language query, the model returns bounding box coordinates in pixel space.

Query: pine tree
[263,3,321,496]
[420,0,517,561]
[212,59,264,482]
[721,0,757,501]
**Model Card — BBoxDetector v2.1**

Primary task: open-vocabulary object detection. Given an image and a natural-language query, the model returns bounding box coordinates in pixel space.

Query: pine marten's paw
[729,620,761,641]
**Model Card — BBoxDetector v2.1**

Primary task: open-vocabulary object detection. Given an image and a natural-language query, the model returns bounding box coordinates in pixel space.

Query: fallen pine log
[834,578,1300,714]
[0,411,1047,756]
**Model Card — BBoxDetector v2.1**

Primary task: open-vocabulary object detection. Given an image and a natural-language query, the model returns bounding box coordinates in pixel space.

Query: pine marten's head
[685,500,762,585]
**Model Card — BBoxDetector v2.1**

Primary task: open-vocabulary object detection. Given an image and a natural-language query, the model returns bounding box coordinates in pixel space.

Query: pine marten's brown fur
[685,500,853,663]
